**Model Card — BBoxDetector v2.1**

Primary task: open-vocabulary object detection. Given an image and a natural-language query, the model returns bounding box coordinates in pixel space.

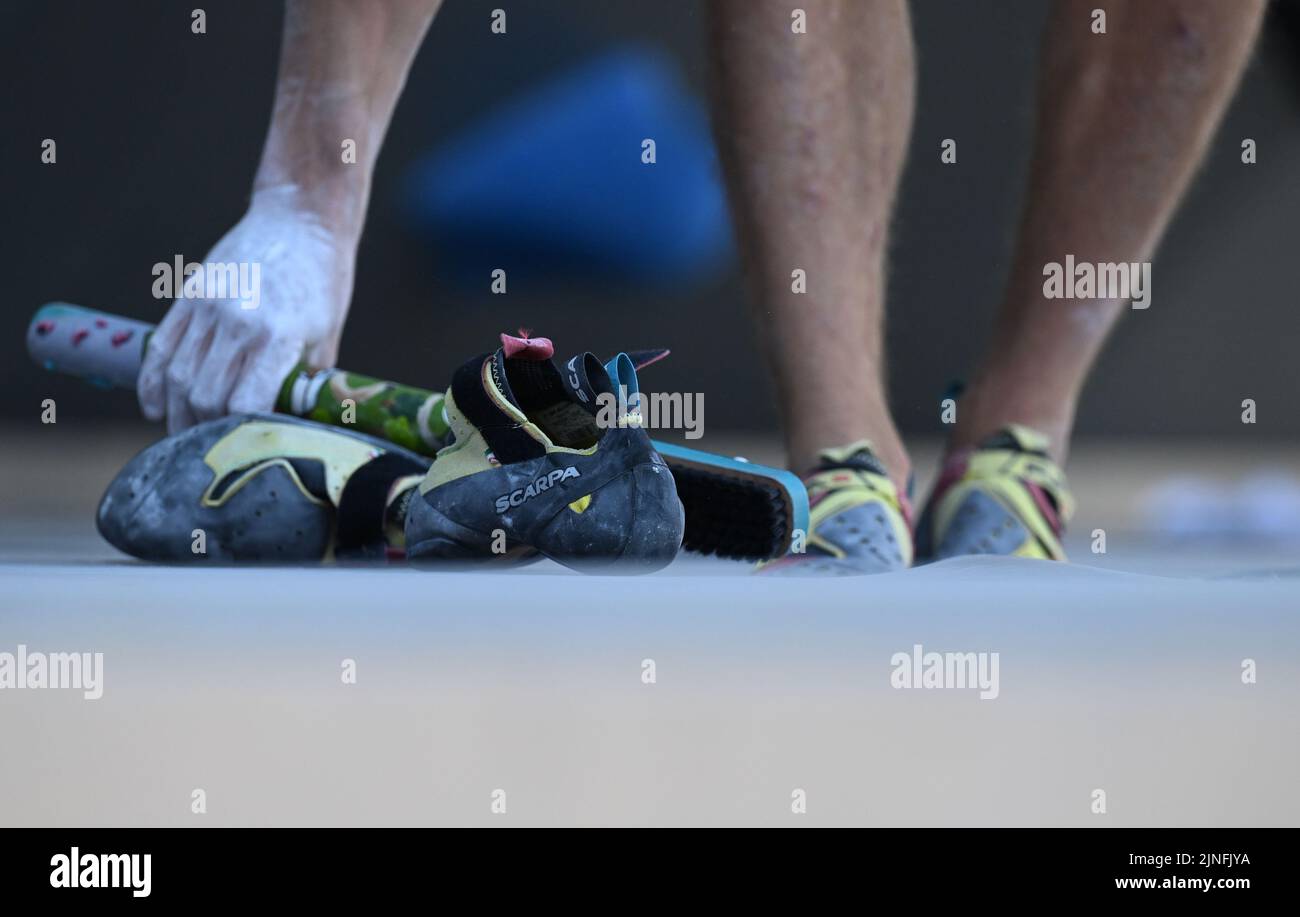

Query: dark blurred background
[4,0,1300,439]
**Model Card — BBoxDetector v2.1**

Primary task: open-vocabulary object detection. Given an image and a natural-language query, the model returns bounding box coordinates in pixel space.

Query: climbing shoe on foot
[759,441,912,576]
[914,424,1074,561]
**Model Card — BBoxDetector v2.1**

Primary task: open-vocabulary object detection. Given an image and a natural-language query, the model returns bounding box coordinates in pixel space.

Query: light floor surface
[1,427,1296,826]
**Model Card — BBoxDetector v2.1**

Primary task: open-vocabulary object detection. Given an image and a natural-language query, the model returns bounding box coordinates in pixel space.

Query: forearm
[253,0,443,237]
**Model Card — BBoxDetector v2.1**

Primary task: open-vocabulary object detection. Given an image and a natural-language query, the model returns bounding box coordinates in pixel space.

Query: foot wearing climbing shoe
[97,413,430,562]
[405,333,685,572]
[914,424,1074,562]
[760,441,913,576]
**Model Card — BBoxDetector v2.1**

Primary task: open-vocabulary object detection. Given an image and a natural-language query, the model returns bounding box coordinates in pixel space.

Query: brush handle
[27,302,449,455]
[27,302,154,391]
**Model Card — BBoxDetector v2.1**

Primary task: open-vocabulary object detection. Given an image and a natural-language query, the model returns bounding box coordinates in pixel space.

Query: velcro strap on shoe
[335,451,431,558]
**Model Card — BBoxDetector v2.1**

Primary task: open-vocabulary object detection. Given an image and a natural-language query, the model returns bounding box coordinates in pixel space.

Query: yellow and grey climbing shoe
[914,425,1074,561]
[760,441,912,576]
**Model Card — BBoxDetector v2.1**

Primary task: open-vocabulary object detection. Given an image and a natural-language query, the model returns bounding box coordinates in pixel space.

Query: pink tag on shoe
[500,331,554,361]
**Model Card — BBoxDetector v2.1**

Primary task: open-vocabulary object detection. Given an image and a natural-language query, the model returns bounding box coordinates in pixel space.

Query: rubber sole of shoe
[96,414,429,563]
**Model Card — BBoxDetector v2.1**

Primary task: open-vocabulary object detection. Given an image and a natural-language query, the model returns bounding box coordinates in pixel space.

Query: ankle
[789,436,911,497]
[948,379,1074,464]
[873,442,913,498]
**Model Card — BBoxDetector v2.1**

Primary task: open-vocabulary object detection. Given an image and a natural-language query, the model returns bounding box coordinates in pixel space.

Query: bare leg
[952,0,1266,463]
[708,0,915,489]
